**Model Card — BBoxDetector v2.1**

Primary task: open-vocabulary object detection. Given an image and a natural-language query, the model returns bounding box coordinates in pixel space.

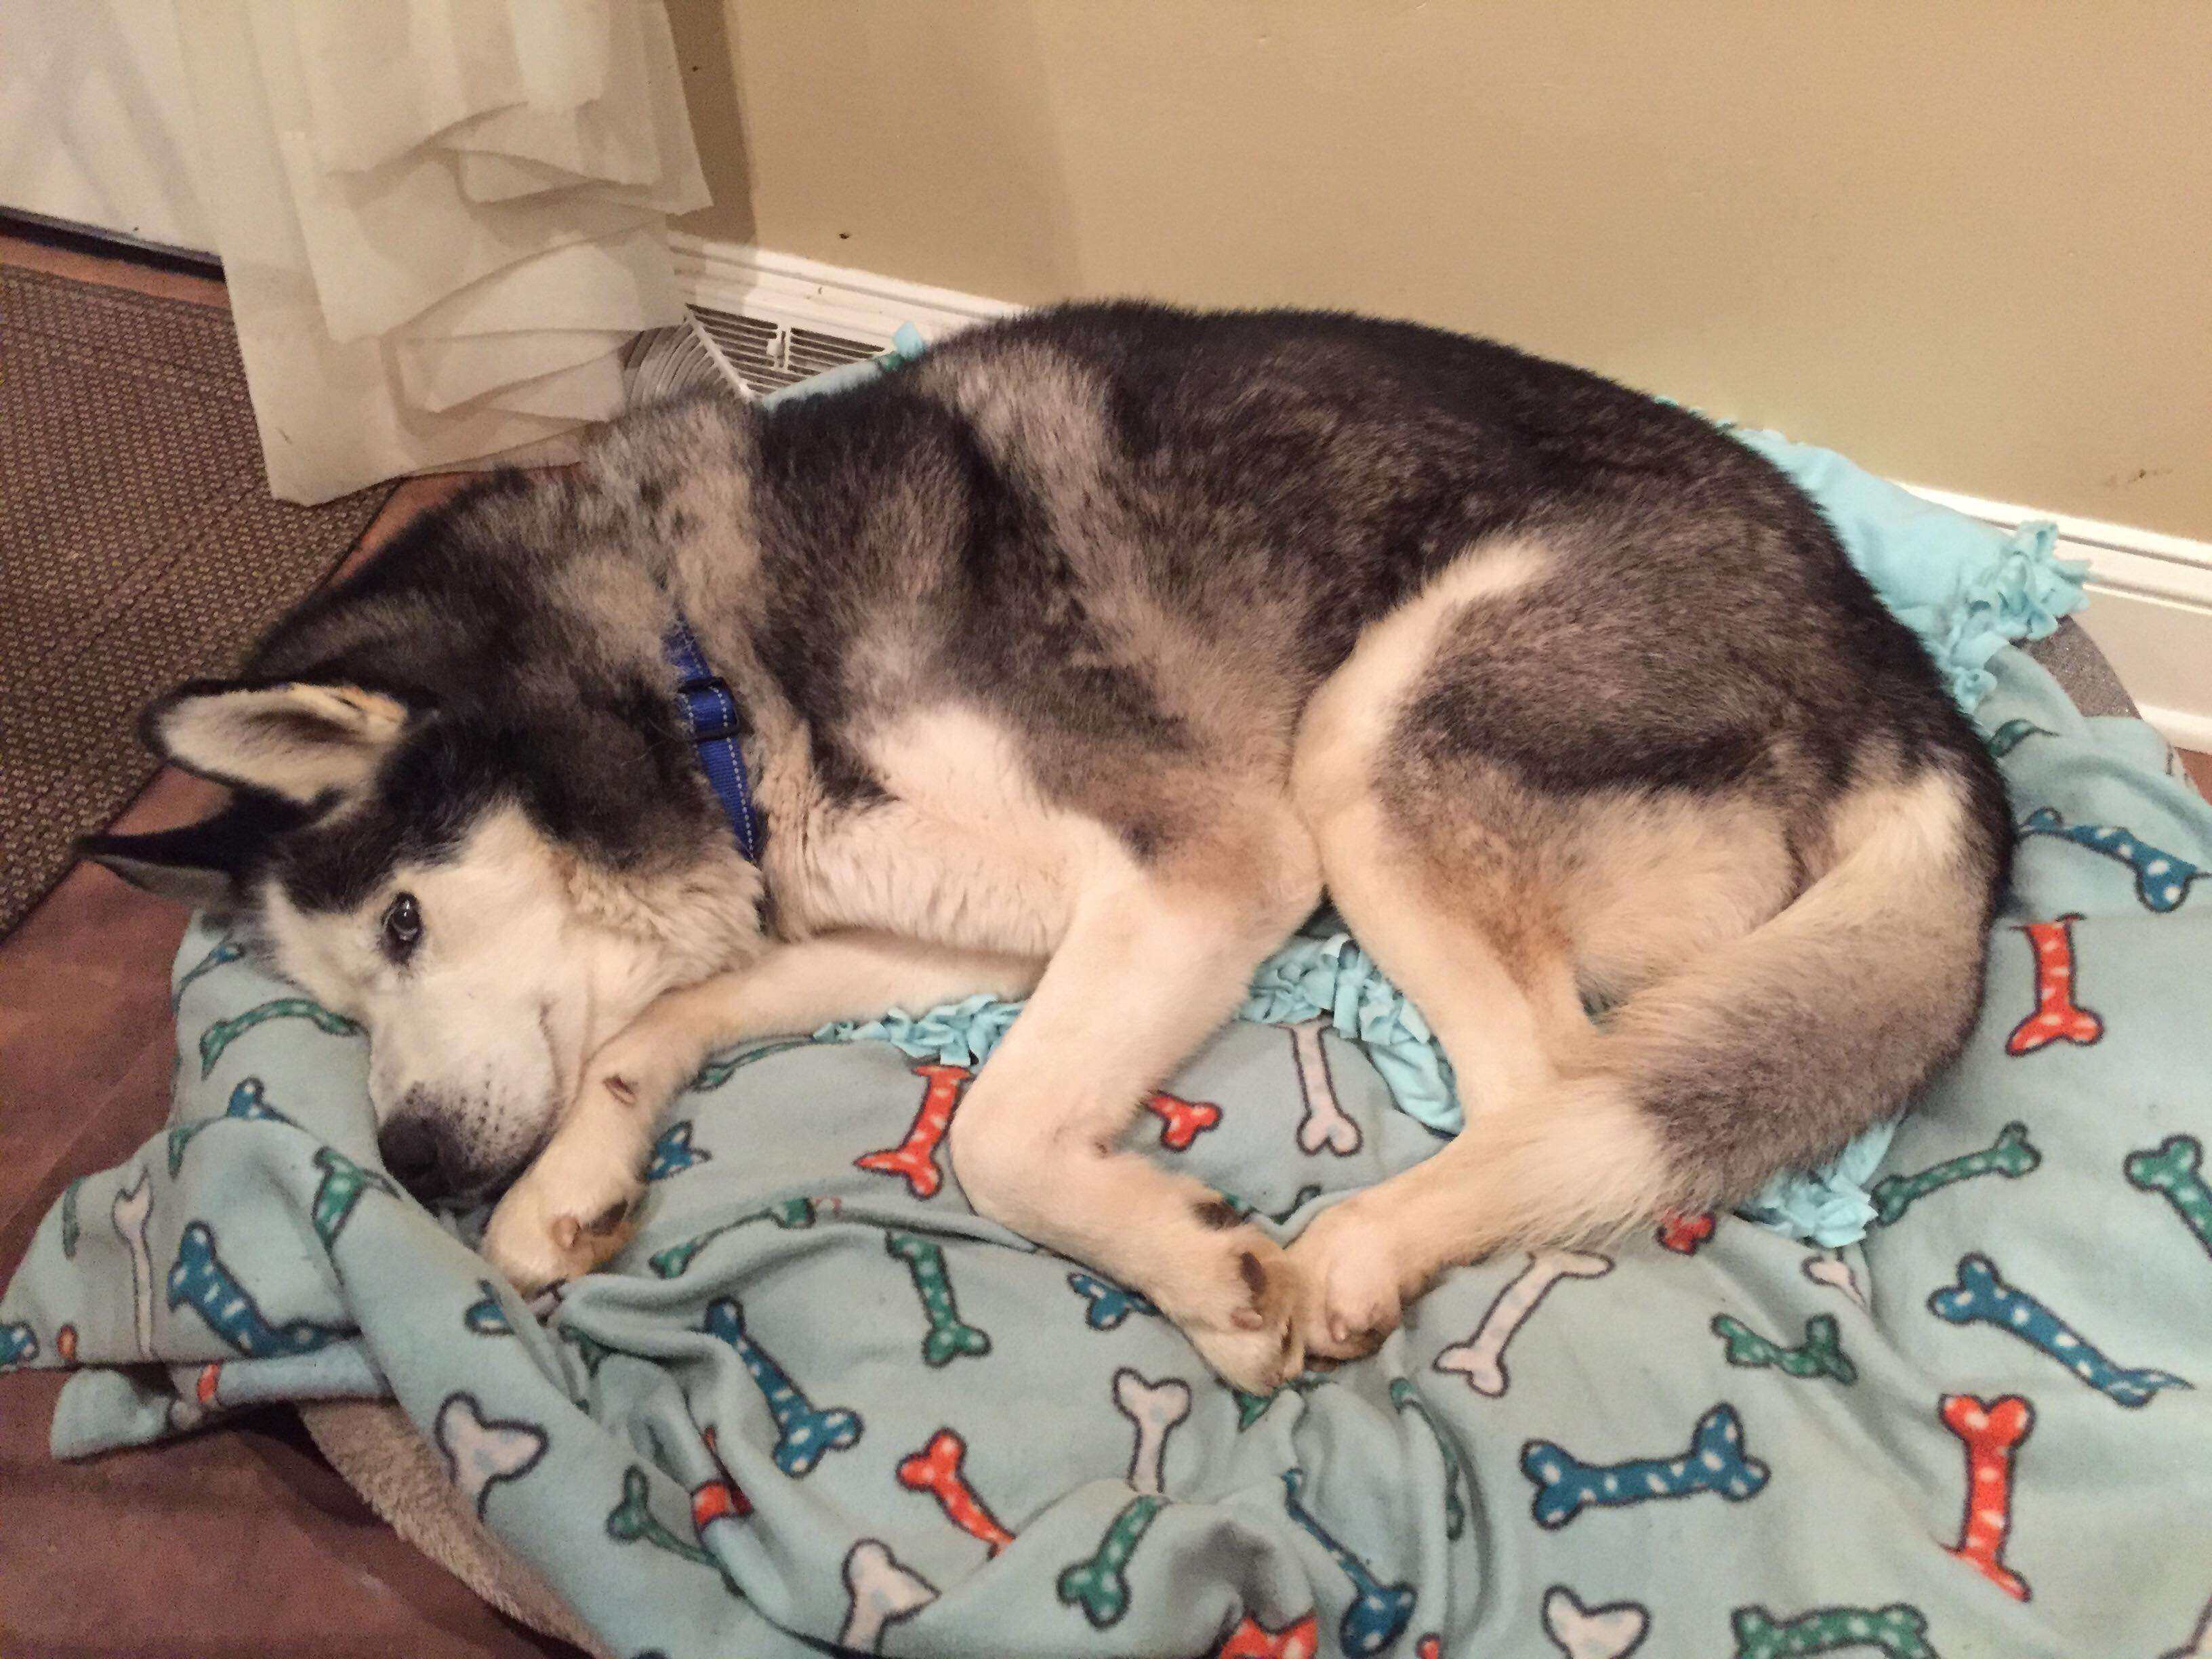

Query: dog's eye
[380,893,424,962]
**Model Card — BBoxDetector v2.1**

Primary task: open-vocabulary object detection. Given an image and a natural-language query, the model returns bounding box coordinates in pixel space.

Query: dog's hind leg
[482,933,1044,1293]
[946,810,1322,1393]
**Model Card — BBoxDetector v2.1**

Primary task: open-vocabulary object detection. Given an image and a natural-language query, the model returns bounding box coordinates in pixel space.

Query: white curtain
[174,0,707,503]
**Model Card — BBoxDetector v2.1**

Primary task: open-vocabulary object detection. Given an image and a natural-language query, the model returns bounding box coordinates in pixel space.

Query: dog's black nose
[377,1112,458,1200]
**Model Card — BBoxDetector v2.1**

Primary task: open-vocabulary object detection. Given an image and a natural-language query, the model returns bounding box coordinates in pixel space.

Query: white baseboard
[670,237,2212,750]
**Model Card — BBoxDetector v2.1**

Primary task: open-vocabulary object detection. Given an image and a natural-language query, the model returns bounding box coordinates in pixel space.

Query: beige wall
[676,2,2211,537]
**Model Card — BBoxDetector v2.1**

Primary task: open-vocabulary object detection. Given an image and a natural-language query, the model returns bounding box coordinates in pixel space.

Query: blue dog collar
[662,613,761,863]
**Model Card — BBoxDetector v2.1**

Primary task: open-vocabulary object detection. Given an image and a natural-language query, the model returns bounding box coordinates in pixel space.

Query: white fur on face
[260,806,757,1193]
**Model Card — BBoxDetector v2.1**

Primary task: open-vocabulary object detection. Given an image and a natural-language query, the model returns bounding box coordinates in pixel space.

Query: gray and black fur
[92,304,2009,1366]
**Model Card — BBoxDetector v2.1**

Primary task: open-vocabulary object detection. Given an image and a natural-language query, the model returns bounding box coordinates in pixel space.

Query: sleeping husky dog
[89,304,2009,1390]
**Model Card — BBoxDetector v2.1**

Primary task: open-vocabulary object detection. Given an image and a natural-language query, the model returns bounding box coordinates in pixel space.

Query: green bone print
[310,1146,396,1248]
[1712,1313,1857,1382]
[1732,1603,1938,1659]
[1984,718,2053,759]
[649,1195,818,1278]
[1057,1494,1165,1627]
[1871,1122,2039,1225]
[886,1231,991,1365]
[199,998,361,1076]
[606,1466,718,1570]
[1389,1378,1467,1536]
[690,1038,813,1091]
[173,938,243,1007]
[2125,1134,2212,1258]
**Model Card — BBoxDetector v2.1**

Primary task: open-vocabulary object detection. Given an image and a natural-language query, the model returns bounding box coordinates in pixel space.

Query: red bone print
[1656,1211,1716,1254]
[1939,1393,2034,1601]
[856,1065,971,1198]
[196,1362,222,1406]
[1416,1637,1440,1659]
[693,1425,752,1529]
[897,1428,1015,1555]
[1217,1612,1320,1659]
[1145,1091,1222,1151]
[2005,919,2102,1056]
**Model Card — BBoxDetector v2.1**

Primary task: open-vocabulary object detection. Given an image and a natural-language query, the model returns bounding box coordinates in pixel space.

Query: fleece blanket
[7,433,2212,1659]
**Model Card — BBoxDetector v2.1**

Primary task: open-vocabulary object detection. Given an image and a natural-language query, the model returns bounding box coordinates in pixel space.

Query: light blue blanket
[8,403,2212,1659]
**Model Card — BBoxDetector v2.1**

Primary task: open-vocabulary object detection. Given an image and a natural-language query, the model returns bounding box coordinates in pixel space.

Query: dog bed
[7,409,2212,1659]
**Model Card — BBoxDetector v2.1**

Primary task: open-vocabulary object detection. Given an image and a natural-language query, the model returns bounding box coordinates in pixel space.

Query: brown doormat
[0,266,394,934]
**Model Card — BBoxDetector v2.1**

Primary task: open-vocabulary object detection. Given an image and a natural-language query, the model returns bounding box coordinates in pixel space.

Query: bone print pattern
[1113,1368,1190,1494]
[1801,1253,1870,1314]
[1521,1404,1769,1530]
[434,1391,547,1519]
[1655,1212,1716,1254]
[1288,1019,1361,1156]
[0,1322,37,1369]
[855,1063,970,1198]
[1711,1313,1857,1383]
[60,1177,82,1260]
[166,1077,294,1176]
[2005,920,2104,1055]
[886,1231,991,1366]
[112,1172,155,1357]
[171,937,243,1008]
[1216,1612,1321,1659]
[840,1539,935,1653]
[1057,1494,1166,1628]
[1068,1271,1161,1330]
[2017,807,2204,911]
[1280,1468,1416,1656]
[702,1298,861,1475]
[897,1427,1016,1555]
[606,1465,722,1575]
[1389,1378,1467,1538]
[2126,1134,2212,1260]
[1928,1253,2191,1406]
[1940,1393,2034,1601]
[1433,1250,1613,1397]
[645,1120,710,1181]
[309,1146,395,1248]
[1542,1585,1650,1659]
[1984,718,2054,758]
[649,1195,820,1278]
[167,1223,348,1357]
[1872,1121,2041,1225]
[197,997,360,1077]
[463,1282,512,1336]
[1729,1603,1938,1659]
[689,1036,813,1091]
[1145,1090,1222,1151]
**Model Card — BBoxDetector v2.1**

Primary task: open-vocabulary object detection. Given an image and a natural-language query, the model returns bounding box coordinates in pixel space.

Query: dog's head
[86,484,766,1203]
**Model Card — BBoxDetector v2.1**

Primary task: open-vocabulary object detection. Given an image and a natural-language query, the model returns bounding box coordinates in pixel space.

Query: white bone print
[1290,1019,1361,1156]
[1433,1251,1613,1396]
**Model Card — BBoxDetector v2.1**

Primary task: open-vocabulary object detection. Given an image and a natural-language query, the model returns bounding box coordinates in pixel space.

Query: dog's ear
[81,795,297,908]
[143,679,409,804]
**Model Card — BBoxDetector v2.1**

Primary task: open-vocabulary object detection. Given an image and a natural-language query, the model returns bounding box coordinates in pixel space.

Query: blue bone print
[1067,1271,1160,1330]
[645,1120,710,1181]
[166,1222,347,1357]
[1521,1403,1769,1529]
[1281,1468,1416,1656]
[2017,807,2203,912]
[0,1322,37,1369]
[1985,718,2053,759]
[464,1281,514,1336]
[702,1297,861,1476]
[1927,1252,2191,1407]
[167,1078,294,1175]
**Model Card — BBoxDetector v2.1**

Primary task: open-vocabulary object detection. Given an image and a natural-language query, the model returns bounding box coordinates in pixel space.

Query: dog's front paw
[482,1146,642,1296]
[1286,1200,1405,1361]
[1157,1227,1305,1395]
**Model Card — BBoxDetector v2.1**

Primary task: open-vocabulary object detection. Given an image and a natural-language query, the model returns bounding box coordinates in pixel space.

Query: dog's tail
[1448,758,2008,1251]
